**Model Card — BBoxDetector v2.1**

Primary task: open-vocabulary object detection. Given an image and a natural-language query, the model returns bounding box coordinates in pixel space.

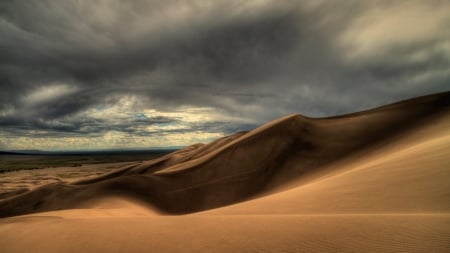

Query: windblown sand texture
[1,92,449,252]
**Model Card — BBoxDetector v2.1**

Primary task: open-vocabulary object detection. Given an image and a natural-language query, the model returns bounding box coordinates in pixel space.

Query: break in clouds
[0,0,449,150]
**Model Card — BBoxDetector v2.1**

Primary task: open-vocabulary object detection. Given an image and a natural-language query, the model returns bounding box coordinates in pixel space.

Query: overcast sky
[0,0,449,150]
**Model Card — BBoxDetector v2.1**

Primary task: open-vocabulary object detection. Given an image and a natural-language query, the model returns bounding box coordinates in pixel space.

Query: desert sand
[0,92,449,252]
[0,162,138,199]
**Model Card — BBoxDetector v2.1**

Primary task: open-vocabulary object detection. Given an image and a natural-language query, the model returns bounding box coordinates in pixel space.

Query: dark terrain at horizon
[0,149,174,173]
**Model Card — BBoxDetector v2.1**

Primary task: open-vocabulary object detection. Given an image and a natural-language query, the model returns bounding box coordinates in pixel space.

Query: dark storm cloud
[0,1,300,113]
[0,0,449,149]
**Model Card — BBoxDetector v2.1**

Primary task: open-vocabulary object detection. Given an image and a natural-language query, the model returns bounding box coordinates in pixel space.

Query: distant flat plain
[0,150,173,172]
[0,151,172,198]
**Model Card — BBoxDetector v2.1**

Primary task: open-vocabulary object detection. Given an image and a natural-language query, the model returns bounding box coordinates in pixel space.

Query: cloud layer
[1,0,449,150]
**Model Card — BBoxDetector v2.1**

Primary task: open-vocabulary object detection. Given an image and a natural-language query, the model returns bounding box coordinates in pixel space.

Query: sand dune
[203,110,450,215]
[1,92,449,252]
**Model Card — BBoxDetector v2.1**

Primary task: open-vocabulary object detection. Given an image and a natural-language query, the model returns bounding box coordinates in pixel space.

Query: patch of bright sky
[338,1,450,61]
[2,94,243,150]
[0,130,223,151]
[23,83,79,105]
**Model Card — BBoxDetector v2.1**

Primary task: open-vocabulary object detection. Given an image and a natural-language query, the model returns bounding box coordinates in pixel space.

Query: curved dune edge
[202,112,450,215]
[0,92,449,218]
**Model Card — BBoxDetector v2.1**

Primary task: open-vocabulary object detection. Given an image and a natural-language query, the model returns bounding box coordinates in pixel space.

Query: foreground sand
[1,93,449,252]
[1,213,449,253]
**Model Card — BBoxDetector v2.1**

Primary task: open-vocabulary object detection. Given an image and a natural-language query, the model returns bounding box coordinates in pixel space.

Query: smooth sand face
[1,93,449,253]
[1,214,449,253]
